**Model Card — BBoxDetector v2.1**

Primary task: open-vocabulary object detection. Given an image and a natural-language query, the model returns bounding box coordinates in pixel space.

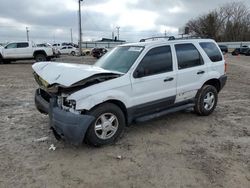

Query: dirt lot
[0,55,249,188]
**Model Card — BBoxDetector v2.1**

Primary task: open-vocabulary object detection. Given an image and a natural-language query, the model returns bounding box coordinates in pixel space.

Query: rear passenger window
[136,46,172,77]
[200,42,223,62]
[17,43,29,48]
[175,43,204,70]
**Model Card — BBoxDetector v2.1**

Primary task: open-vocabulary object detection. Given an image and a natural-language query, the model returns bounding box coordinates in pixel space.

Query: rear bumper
[219,74,227,91]
[35,89,95,145]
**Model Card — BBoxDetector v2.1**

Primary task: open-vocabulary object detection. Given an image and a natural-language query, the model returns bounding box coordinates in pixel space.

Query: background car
[37,43,60,58]
[245,48,250,56]
[218,45,228,53]
[232,45,250,56]
[91,48,108,58]
[58,46,78,56]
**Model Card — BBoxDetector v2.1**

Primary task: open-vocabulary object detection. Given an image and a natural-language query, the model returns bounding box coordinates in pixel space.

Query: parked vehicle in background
[91,48,108,58]
[37,43,60,58]
[0,41,54,64]
[232,45,250,55]
[33,39,227,146]
[52,43,78,48]
[245,48,250,56]
[218,45,228,53]
[58,46,78,56]
[82,49,91,56]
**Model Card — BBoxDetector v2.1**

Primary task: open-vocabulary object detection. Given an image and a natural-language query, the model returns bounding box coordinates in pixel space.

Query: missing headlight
[63,99,76,109]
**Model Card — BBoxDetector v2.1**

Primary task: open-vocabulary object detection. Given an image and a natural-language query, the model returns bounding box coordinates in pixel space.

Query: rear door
[130,45,177,116]
[16,42,31,58]
[175,43,208,103]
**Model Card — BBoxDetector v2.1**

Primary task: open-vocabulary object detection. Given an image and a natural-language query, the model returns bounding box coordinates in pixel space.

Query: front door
[130,45,177,116]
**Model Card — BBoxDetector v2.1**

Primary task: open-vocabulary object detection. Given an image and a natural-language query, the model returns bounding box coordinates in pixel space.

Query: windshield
[94,46,144,73]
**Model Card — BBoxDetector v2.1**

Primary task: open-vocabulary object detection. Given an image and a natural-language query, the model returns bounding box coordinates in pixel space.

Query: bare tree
[186,1,250,42]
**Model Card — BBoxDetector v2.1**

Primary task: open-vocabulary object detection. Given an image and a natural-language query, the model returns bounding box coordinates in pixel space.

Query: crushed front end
[34,73,95,145]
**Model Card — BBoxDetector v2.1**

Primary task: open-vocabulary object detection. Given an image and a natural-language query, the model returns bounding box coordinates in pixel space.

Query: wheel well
[34,50,47,57]
[89,100,128,125]
[203,79,221,92]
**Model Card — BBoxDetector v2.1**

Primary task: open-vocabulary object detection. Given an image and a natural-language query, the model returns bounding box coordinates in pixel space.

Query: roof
[120,38,215,48]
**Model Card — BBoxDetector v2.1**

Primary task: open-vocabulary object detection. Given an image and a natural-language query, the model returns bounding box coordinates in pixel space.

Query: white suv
[33,39,227,146]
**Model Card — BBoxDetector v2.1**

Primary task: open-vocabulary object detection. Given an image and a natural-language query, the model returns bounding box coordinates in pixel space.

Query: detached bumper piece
[35,89,95,145]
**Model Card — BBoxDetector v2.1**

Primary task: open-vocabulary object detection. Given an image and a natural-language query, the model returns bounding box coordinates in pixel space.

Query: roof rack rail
[139,35,203,42]
[139,36,175,42]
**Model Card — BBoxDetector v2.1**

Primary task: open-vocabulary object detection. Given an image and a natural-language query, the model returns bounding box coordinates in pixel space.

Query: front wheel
[194,85,218,116]
[85,103,125,146]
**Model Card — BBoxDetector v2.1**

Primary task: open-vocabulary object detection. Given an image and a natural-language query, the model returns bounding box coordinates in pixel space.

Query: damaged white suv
[33,39,227,146]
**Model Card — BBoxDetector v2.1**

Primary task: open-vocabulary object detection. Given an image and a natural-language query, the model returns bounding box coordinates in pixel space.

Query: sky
[0,0,249,43]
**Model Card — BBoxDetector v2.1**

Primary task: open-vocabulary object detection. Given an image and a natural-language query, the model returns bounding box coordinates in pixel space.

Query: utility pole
[26,27,29,41]
[112,31,114,40]
[70,28,73,43]
[164,30,167,37]
[116,26,120,40]
[78,0,83,56]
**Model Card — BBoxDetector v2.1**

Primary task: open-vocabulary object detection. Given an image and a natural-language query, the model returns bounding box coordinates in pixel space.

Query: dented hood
[32,62,121,87]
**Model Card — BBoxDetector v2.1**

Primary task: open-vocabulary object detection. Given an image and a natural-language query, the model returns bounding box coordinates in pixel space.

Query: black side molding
[219,75,227,91]
[135,103,195,123]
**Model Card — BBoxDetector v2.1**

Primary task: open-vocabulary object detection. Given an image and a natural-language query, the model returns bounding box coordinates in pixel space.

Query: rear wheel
[71,51,76,56]
[194,85,218,116]
[35,54,46,62]
[85,103,125,146]
[3,60,11,64]
[0,56,3,64]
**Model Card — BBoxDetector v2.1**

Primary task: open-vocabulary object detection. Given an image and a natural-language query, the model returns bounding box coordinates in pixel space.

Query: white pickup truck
[0,41,55,64]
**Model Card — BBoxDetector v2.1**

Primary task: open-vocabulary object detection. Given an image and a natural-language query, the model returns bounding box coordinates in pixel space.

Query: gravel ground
[0,55,249,188]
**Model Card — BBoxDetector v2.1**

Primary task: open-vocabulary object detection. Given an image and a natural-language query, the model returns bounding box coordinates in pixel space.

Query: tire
[194,85,218,116]
[71,51,76,56]
[35,54,47,62]
[85,103,125,146]
[3,60,11,64]
[232,50,239,56]
[0,56,3,64]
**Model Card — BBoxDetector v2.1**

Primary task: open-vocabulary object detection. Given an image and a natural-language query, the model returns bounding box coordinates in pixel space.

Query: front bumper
[35,89,95,145]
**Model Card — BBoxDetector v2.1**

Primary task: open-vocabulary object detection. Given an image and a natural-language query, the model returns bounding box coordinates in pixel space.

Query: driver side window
[6,43,17,49]
[134,45,173,78]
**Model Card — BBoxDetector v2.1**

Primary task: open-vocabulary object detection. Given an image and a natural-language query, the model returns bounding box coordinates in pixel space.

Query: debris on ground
[116,155,122,160]
[34,136,49,142]
[49,144,56,151]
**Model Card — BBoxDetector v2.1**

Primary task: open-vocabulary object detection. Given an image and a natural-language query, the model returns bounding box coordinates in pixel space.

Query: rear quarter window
[200,42,223,62]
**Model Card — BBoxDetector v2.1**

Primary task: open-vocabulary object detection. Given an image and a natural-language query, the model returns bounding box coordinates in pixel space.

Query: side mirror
[134,67,145,78]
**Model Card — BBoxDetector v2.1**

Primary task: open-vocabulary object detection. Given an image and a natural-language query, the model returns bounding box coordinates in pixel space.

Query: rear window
[200,42,223,62]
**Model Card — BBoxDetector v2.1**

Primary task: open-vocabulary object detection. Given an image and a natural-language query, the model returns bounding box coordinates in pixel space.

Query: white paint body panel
[0,42,53,59]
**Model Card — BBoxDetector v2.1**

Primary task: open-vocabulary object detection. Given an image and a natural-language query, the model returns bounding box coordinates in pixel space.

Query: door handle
[197,70,205,75]
[164,77,174,82]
